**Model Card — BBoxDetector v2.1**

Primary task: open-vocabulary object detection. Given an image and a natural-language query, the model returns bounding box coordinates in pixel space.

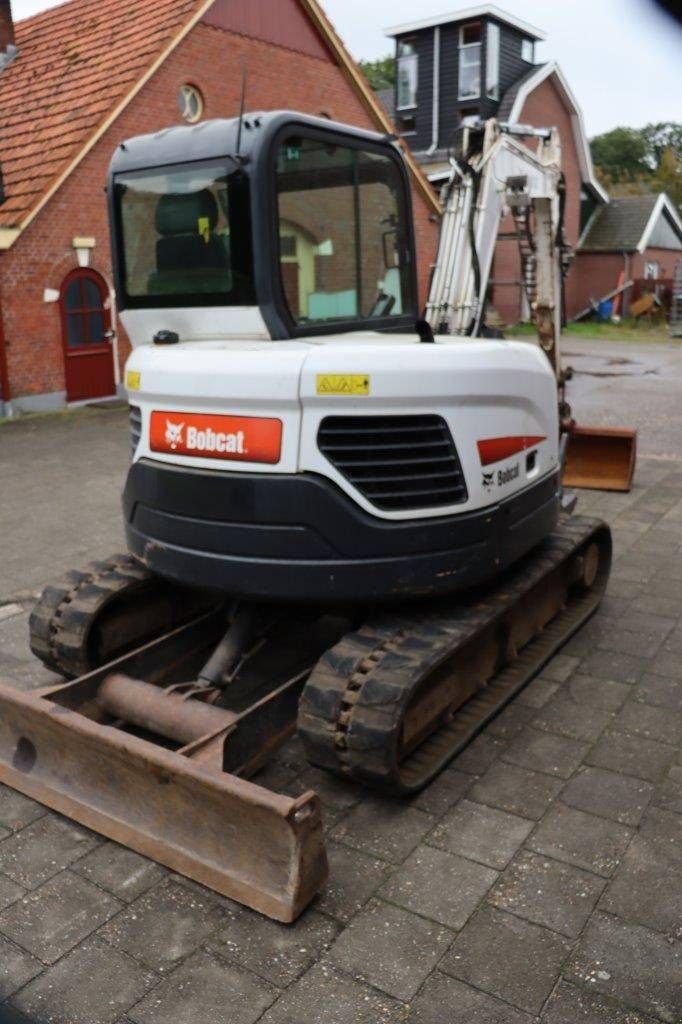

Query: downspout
[0,266,10,416]
[622,251,631,318]
[426,25,440,156]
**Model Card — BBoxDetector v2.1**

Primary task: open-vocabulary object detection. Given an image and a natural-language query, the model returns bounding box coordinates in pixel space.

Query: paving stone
[379,844,496,930]
[208,904,338,988]
[0,814,99,888]
[541,980,659,1023]
[0,869,121,964]
[514,677,559,708]
[286,767,362,811]
[409,768,472,815]
[561,766,654,826]
[648,648,682,680]
[315,842,390,924]
[633,672,682,711]
[468,761,562,820]
[0,786,45,835]
[71,842,166,902]
[328,899,451,1001]
[260,962,406,1024]
[100,881,225,971]
[488,850,606,938]
[541,653,581,683]
[613,700,682,747]
[532,699,614,743]
[429,799,533,869]
[566,675,631,711]
[12,937,155,1024]
[502,727,589,779]
[330,798,433,864]
[406,972,533,1024]
[527,802,633,877]
[597,628,663,660]
[579,650,648,684]
[441,905,571,1014]
[485,703,537,740]
[654,764,682,813]
[629,593,682,619]
[450,733,506,775]
[600,807,681,935]
[0,872,24,912]
[0,786,45,832]
[585,729,676,783]
[128,949,276,1024]
[0,934,42,1001]
[616,610,678,638]
[567,913,682,1022]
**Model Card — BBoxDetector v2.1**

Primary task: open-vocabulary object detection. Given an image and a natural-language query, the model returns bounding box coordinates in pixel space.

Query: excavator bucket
[0,611,327,923]
[563,426,637,493]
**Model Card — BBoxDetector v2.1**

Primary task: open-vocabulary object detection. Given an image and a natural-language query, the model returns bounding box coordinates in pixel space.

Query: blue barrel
[597,300,613,321]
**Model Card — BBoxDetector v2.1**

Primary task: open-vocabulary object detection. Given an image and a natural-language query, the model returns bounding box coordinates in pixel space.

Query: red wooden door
[60,269,116,402]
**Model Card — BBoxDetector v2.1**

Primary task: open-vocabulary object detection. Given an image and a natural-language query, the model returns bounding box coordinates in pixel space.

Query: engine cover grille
[129,405,142,458]
[317,415,468,512]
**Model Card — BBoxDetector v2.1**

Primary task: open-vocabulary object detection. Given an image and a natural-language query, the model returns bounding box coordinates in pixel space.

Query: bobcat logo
[482,471,495,493]
[165,419,185,451]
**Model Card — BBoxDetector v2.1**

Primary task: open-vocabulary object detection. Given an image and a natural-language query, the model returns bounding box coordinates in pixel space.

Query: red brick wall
[491,76,584,325]
[0,7,437,401]
[631,248,681,280]
[569,252,623,317]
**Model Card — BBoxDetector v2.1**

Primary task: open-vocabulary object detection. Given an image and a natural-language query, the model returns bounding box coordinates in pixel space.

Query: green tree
[590,127,650,182]
[640,122,682,169]
[359,55,395,91]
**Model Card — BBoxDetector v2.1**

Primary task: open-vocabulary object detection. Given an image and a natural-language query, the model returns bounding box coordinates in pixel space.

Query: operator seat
[148,189,231,295]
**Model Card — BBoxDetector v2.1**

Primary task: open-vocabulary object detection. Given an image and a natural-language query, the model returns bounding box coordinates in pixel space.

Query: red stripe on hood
[478,436,546,467]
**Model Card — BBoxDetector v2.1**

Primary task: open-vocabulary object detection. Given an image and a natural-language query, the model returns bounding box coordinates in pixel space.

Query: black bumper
[123,459,561,603]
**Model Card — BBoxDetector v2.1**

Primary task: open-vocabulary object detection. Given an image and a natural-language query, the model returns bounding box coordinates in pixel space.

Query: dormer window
[521,38,535,62]
[396,39,418,110]
[458,23,481,100]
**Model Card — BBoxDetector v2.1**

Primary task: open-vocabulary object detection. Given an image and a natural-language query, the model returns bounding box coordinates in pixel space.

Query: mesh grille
[129,405,142,458]
[317,415,468,512]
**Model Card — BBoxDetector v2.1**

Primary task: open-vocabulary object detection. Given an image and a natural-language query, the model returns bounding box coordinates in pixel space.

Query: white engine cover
[123,328,559,522]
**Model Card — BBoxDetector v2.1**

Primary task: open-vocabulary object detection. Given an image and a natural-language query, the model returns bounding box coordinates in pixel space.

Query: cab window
[275,136,414,326]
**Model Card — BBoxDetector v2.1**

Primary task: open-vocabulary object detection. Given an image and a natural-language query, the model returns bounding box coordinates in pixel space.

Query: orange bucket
[563,426,637,492]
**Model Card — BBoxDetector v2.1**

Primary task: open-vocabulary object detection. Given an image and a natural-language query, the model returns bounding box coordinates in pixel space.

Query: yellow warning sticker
[316,374,370,396]
[126,370,141,391]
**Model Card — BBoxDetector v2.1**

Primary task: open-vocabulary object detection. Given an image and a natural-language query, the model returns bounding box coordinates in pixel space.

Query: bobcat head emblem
[165,419,185,451]
[482,471,495,493]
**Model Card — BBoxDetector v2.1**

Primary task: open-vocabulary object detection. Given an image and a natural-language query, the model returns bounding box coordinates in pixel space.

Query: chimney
[0,0,14,51]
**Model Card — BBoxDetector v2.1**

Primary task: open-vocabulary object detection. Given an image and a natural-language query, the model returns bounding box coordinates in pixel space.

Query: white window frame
[458,23,481,101]
[521,38,534,63]
[396,51,418,110]
[644,261,660,280]
[486,23,500,100]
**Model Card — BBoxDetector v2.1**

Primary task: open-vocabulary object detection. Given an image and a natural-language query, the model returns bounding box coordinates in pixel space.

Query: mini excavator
[0,112,617,922]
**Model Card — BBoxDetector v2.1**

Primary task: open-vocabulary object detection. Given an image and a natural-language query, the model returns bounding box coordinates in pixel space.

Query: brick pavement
[0,350,681,1023]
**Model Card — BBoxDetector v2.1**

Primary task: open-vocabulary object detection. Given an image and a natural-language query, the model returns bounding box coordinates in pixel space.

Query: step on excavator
[0,112,618,922]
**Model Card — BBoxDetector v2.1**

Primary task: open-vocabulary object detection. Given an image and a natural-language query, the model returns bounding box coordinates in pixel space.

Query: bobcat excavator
[0,112,616,922]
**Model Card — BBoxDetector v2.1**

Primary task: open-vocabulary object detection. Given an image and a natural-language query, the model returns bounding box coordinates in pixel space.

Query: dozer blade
[563,425,637,492]
[0,613,327,923]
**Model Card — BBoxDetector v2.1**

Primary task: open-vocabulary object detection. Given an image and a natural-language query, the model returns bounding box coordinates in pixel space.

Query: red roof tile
[0,0,203,228]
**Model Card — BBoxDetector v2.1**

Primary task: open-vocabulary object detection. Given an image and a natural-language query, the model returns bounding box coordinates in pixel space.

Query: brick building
[0,0,439,416]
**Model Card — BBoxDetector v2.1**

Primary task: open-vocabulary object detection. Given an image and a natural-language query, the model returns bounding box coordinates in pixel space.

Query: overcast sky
[10,0,682,137]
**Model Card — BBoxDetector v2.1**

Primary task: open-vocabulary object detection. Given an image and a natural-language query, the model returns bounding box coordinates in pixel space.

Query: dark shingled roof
[497,62,548,122]
[580,194,660,252]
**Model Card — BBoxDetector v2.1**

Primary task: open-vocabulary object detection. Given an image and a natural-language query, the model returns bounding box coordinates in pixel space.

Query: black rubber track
[298,515,612,797]
[29,554,215,679]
